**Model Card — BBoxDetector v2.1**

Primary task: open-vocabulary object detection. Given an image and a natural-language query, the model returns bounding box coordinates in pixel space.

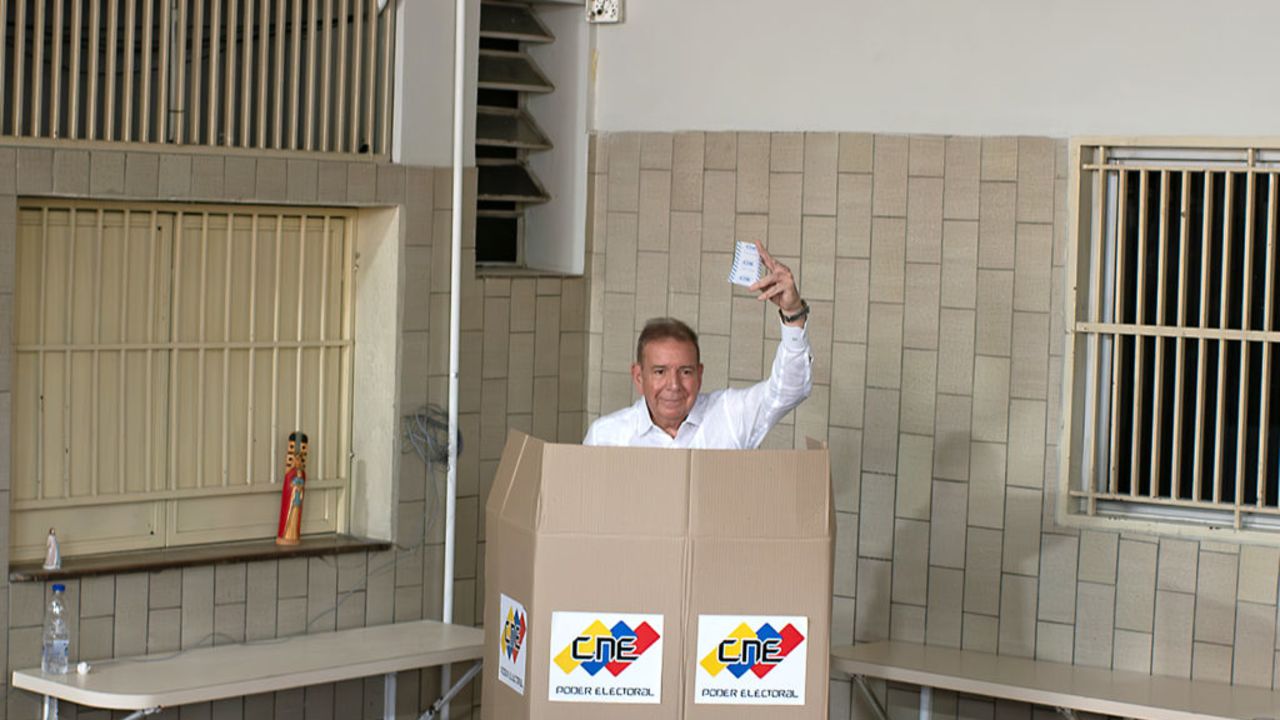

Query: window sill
[9,534,392,583]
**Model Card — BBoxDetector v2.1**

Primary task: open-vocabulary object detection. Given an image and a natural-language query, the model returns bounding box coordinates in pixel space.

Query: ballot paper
[728,241,763,287]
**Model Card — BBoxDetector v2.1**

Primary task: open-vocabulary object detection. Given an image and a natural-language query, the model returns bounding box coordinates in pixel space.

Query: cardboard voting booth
[483,431,833,719]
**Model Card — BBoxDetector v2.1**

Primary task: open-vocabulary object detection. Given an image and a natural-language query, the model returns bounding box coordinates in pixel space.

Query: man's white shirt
[583,322,813,449]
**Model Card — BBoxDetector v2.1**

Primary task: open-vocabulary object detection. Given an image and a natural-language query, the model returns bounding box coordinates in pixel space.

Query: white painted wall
[395,0,479,166]
[591,0,1280,136]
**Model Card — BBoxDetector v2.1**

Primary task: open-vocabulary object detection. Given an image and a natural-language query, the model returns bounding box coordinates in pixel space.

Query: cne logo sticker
[548,611,663,704]
[695,615,808,705]
[496,594,528,695]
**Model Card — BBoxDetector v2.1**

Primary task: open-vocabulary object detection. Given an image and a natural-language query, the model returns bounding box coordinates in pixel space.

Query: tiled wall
[583,132,1280,718]
[0,143,585,719]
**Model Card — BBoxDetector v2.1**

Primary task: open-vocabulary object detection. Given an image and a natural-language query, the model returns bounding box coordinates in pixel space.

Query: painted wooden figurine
[276,432,309,545]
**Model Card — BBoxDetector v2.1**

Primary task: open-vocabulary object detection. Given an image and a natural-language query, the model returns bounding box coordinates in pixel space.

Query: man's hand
[748,241,805,325]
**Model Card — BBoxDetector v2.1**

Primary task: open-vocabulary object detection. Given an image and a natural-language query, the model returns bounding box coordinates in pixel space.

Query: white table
[833,642,1280,720]
[13,620,484,720]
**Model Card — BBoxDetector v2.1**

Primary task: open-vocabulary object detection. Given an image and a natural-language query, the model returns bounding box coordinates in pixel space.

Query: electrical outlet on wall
[586,0,622,24]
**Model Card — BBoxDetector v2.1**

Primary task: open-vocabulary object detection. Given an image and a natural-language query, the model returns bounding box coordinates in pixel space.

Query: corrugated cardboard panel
[688,449,831,538]
[527,534,686,719]
[684,537,833,719]
[538,444,690,536]
[489,431,545,533]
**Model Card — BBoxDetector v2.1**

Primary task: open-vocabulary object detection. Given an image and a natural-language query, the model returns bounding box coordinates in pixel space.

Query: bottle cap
[51,583,65,592]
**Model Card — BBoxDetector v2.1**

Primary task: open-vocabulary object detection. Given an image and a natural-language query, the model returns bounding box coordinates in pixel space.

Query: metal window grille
[1,0,395,154]
[1068,143,1280,531]
[11,200,355,559]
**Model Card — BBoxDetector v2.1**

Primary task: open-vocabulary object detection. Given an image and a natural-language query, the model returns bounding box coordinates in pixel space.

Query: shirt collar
[634,394,708,438]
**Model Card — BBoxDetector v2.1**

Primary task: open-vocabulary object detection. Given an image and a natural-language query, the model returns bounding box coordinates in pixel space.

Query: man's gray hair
[636,317,700,365]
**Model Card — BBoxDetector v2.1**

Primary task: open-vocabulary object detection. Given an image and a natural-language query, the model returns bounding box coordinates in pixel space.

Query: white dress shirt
[583,322,813,449]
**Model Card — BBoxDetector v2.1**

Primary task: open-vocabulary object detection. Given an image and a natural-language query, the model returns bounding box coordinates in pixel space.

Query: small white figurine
[43,528,61,571]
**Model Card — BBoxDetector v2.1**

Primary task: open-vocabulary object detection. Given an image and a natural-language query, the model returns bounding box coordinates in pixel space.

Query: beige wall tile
[1152,590,1195,678]
[1116,539,1158,631]
[802,215,837,301]
[698,252,732,334]
[933,394,973,482]
[506,333,535,414]
[836,173,873,258]
[963,612,999,654]
[830,342,867,429]
[1239,546,1280,604]
[832,596,856,648]
[944,137,981,220]
[831,427,863,513]
[1035,621,1073,664]
[53,149,90,195]
[1158,538,1200,594]
[965,528,1004,615]
[604,212,638,293]
[937,309,976,395]
[1010,312,1049,400]
[1007,399,1047,488]
[1014,223,1053,313]
[672,132,705,211]
[481,297,510,379]
[896,434,934,521]
[509,280,537,332]
[607,133,641,212]
[860,472,896,560]
[976,269,1014,357]
[867,303,903,389]
[634,252,670,329]
[900,349,937,435]
[927,567,964,647]
[834,258,870,343]
[835,511,859,597]
[1194,550,1239,645]
[256,157,287,201]
[1037,533,1079,623]
[968,441,1006,529]
[1075,581,1116,668]
[904,263,941,350]
[981,138,1018,181]
[1077,530,1119,585]
[0,146,13,193]
[534,296,561,376]
[768,172,803,256]
[1233,601,1276,687]
[704,132,737,170]
[737,132,770,213]
[978,182,1016,269]
[1002,489,1043,576]
[771,132,804,172]
[640,132,673,169]
[1016,138,1057,224]
[805,298,834,386]
[602,292,636,370]
[907,178,944,264]
[999,574,1037,657]
[870,217,906,301]
[839,133,874,173]
[1191,641,1233,684]
[891,603,926,643]
[668,211,702,293]
[909,136,945,178]
[873,136,909,217]
[17,147,53,194]
[893,519,930,605]
[930,480,969,569]
[226,156,258,200]
[728,297,765,381]
[1114,629,1153,673]
[287,158,319,203]
[317,160,347,201]
[972,356,1011,443]
[856,558,891,643]
[803,133,839,216]
[91,150,126,195]
[637,170,672,251]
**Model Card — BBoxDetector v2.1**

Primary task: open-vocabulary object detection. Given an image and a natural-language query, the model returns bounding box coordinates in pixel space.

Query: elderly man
[584,241,812,449]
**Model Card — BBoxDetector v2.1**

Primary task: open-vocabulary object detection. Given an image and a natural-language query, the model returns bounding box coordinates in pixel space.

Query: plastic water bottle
[42,584,69,675]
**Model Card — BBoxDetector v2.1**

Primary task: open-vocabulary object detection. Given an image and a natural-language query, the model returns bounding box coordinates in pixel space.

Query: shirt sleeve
[728,319,814,448]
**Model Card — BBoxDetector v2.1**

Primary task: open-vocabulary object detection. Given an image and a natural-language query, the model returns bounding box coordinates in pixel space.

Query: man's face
[632,337,703,433]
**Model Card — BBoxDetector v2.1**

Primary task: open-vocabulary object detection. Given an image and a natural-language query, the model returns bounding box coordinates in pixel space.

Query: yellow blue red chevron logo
[699,621,805,679]
[554,619,661,677]
[501,605,527,662]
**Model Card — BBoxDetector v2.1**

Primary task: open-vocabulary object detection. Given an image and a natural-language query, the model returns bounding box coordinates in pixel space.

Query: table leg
[41,695,57,720]
[919,685,933,720]
[384,671,397,720]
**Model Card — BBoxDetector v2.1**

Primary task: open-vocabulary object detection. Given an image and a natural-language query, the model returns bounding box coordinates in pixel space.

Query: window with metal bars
[10,200,355,561]
[1068,143,1280,533]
